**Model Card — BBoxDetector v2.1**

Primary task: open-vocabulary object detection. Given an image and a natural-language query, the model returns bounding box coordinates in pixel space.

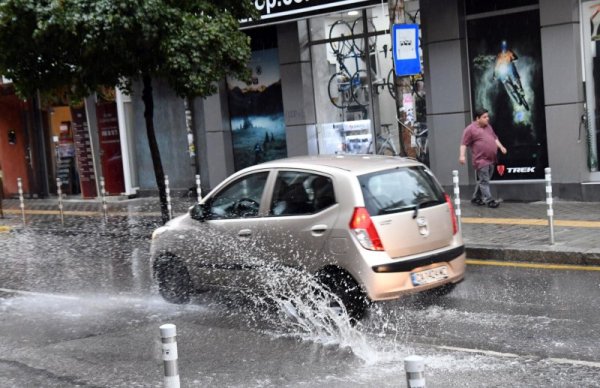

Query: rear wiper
[412,199,440,219]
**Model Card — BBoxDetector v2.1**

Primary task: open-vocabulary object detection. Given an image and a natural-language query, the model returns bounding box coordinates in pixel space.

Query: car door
[251,170,340,276]
[187,170,271,288]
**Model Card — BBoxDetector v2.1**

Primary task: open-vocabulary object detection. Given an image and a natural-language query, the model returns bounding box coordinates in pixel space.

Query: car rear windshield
[358,166,446,216]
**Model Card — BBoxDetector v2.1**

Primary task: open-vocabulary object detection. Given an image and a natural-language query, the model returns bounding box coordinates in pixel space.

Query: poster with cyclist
[467,9,548,181]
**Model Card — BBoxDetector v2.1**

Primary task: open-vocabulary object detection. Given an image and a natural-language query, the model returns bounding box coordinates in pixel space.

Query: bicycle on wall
[327,17,377,109]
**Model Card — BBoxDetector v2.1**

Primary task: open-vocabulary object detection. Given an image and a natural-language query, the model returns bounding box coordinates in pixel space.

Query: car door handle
[238,229,252,238]
[311,224,328,236]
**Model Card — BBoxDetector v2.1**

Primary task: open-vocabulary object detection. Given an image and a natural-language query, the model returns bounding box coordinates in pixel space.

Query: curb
[0,225,11,233]
[466,246,600,266]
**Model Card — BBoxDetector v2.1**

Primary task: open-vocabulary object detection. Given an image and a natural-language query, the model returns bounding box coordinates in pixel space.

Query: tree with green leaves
[0,0,259,223]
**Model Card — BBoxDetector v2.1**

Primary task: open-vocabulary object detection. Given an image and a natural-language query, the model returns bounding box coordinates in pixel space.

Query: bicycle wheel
[329,20,354,56]
[328,72,351,109]
[386,68,397,100]
[350,70,369,107]
[351,18,377,55]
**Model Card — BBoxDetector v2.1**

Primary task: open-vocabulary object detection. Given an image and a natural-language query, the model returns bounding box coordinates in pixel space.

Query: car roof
[251,155,422,176]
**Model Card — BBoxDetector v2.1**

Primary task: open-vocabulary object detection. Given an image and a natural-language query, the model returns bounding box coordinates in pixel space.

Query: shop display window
[307,4,427,162]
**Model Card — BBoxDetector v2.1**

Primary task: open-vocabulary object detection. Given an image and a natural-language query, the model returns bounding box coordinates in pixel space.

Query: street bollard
[545,167,555,245]
[160,324,180,388]
[56,178,65,226]
[195,174,202,204]
[165,175,172,220]
[100,177,108,222]
[405,355,426,388]
[17,177,25,226]
[452,170,462,231]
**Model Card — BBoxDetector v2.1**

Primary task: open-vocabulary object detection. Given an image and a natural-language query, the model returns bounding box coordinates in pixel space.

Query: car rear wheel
[317,269,369,322]
[156,258,193,304]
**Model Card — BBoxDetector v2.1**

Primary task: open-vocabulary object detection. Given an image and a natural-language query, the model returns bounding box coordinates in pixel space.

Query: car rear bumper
[362,250,467,301]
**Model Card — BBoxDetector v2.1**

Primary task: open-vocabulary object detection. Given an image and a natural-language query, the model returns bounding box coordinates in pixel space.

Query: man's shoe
[487,200,500,208]
[471,198,485,206]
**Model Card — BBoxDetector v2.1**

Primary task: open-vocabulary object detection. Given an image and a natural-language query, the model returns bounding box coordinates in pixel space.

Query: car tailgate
[372,203,454,258]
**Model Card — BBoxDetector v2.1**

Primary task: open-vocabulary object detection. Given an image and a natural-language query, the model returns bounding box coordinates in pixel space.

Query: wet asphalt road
[0,226,599,387]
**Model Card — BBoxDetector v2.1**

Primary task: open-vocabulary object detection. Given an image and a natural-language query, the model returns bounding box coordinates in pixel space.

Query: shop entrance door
[96,101,125,195]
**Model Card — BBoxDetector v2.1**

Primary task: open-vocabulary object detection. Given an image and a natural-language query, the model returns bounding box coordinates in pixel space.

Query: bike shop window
[307,4,424,159]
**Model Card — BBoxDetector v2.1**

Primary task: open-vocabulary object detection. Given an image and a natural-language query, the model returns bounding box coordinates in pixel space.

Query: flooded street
[1,224,599,387]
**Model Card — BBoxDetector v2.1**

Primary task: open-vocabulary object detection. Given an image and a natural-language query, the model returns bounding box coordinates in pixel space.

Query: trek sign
[242,0,381,27]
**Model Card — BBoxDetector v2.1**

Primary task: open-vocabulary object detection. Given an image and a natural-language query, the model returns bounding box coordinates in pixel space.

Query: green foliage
[0,0,259,98]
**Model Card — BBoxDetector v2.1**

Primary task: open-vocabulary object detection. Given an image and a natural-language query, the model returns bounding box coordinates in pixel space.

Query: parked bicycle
[368,123,399,156]
[327,51,369,109]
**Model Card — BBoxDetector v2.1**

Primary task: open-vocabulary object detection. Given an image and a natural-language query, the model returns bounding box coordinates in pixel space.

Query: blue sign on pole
[392,24,421,76]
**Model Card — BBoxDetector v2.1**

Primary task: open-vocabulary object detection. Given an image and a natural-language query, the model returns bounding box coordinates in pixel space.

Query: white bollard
[165,175,172,220]
[405,355,426,388]
[17,177,25,225]
[195,174,202,204]
[452,170,462,231]
[545,167,555,245]
[56,178,64,226]
[160,324,180,388]
[100,177,108,222]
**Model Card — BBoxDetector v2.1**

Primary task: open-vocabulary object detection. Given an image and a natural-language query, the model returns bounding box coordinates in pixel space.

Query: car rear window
[358,166,446,216]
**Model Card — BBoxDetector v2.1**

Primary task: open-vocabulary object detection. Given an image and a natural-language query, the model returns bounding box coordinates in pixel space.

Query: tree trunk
[141,74,169,224]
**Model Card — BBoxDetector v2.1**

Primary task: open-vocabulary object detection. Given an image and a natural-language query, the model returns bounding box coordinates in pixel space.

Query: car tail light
[444,193,458,235]
[350,207,384,251]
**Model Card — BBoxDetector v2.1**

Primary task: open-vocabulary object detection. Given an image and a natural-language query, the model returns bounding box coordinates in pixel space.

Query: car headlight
[152,226,168,240]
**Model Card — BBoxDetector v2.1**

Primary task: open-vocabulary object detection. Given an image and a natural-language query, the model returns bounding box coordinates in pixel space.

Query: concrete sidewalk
[1,196,599,266]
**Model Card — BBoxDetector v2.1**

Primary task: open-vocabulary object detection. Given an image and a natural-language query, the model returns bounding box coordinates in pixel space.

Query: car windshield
[358,166,445,216]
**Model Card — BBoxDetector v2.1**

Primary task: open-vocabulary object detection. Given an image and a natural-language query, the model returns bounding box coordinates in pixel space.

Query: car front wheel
[156,258,193,304]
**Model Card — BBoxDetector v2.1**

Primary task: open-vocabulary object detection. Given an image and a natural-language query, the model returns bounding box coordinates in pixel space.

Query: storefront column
[116,89,138,196]
[420,0,472,187]
[192,80,235,192]
[277,22,318,156]
[540,0,597,199]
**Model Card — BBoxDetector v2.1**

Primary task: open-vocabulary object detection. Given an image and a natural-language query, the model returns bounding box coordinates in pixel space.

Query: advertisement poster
[95,101,125,195]
[467,10,548,180]
[227,48,287,171]
[318,120,372,155]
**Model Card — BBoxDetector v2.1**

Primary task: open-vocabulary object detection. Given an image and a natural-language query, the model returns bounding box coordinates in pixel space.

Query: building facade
[2,0,599,202]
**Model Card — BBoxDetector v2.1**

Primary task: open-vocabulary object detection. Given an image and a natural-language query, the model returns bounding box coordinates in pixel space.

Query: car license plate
[411,266,448,286]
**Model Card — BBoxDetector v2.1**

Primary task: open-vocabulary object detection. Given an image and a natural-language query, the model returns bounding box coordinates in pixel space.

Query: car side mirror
[190,203,206,221]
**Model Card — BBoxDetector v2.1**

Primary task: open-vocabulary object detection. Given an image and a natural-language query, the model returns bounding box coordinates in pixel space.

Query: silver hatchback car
[151,155,465,320]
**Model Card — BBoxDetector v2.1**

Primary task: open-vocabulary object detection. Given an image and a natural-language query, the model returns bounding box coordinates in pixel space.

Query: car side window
[206,172,269,219]
[270,171,336,216]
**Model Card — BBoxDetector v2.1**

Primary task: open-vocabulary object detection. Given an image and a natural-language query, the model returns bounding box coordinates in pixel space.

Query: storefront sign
[71,107,97,198]
[242,0,381,27]
[466,10,548,180]
[392,24,421,76]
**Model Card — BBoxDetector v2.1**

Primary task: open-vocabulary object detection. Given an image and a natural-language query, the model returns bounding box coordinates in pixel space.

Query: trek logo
[496,165,535,176]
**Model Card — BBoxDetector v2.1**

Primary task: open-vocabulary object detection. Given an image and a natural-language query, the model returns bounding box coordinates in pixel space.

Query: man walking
[459,108,507,208]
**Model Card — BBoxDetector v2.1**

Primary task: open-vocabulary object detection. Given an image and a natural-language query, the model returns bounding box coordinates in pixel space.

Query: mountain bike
[327,51,369,109]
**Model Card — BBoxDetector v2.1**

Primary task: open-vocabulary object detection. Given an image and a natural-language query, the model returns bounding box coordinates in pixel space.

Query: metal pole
[160,324,180,388]
[404,355,426,388]
[452,170,462,231]
[100,176,108,222]
[388,0,408,156]
[17,177,26,226]
[195,174,202,204]
[165,175,172,220]
[545,167,555,245]
[56,178,64,226]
